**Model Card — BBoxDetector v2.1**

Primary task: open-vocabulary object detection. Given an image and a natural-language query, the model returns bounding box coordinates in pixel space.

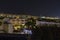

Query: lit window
[14,27,18,30]
[24,26,27,28]
[16,16,19,18]
[17,26,21,28]
[0,14,3,16]
[22,24,25,26]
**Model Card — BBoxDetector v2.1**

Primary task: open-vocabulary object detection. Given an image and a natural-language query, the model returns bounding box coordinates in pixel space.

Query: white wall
[8,24,13,33]
[36,21,60,26]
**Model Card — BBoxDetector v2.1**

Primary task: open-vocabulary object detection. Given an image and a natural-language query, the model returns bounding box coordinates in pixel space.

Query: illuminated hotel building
[0,13,38,33]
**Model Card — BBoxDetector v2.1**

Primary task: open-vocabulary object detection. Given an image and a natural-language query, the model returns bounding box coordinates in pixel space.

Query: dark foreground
[0,27,60,40]
[0,34,28,40]
[32,27,60,40]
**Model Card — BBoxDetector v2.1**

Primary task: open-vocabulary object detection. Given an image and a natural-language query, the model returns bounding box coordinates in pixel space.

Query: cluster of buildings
[0,13,38,34]
[0,13,60,34]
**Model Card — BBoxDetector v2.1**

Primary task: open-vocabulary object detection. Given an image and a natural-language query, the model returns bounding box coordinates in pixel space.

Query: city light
[0,13,60,34]
[41,16,45,18]
[41,16,60,19]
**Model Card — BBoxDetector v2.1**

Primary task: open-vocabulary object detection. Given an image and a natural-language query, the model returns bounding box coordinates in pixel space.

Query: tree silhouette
[0,21,2,26]
[25,17,36,28]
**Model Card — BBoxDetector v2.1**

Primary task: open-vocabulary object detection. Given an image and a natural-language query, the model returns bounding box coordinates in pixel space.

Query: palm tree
[25,17,36,29]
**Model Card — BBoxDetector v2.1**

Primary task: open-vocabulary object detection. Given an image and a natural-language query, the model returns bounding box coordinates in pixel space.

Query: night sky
[0,0,60,17]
